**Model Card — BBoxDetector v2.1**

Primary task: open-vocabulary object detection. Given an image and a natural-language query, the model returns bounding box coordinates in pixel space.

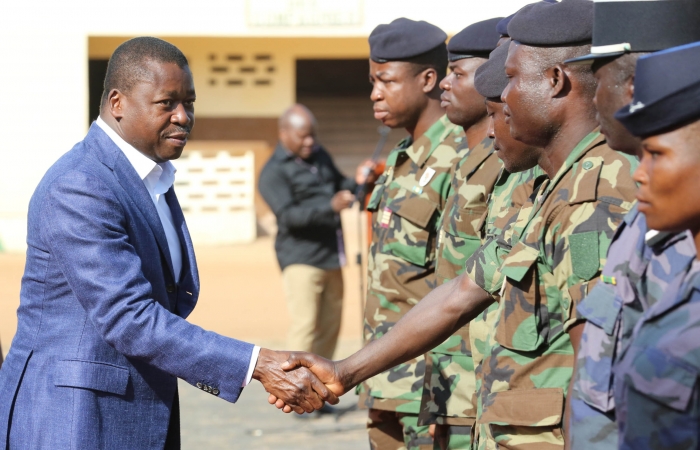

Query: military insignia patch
[419,167,436,187]
[380,207,392,228]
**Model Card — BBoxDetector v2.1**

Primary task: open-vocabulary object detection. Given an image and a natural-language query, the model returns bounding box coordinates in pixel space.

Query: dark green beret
[448,17,503,61]
[474,42,510,99]
[508,0,593,46]
[369,18,447,62]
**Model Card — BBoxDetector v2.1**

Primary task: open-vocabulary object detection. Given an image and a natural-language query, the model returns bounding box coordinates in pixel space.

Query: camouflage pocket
[445,206,487,238]
[382,195,439,267]
[496,242,546,352]
[367,182,386,212]
[626,346,698,412]
[481,388,565,450]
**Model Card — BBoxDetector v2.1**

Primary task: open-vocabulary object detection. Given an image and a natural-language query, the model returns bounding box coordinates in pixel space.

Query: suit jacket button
[166,284,175,293]
[212,388,220,396]
[196,382,203,389]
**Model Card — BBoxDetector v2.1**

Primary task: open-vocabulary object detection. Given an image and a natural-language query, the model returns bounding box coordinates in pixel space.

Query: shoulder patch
[568,156,603,205]
[569,231,600,280]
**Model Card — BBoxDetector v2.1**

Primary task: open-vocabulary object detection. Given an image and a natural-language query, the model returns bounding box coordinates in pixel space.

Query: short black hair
[407,44,449,80]
[100,37,189,108]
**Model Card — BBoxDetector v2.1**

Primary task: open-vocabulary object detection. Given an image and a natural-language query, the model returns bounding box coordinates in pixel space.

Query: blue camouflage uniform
[570,205,696,449]
[614,257,700,450]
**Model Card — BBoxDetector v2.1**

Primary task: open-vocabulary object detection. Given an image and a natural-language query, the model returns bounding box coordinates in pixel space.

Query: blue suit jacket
[0,124,254,449]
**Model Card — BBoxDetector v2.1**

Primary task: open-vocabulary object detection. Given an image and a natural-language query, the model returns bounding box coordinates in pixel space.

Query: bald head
[279,104,317,159]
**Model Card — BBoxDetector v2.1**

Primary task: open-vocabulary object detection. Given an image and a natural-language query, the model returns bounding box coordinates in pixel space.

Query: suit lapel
[86,124,176,280]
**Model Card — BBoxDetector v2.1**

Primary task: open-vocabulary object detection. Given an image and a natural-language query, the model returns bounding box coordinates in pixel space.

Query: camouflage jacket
[614,258,700,450]
[473,131,638,449]
[363,115,468,413]
[419,136,502,426]
[571,206,696,450]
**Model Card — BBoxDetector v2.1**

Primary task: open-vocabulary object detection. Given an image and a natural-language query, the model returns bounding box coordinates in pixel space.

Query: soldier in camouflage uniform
[363,18,466,450]
[417,18,503,450]
[559,2,700,448]
[611,41,700,450]
[468,2,639,448]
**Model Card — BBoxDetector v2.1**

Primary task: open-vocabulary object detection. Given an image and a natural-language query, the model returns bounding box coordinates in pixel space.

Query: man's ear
[419,68,440,93]
[546,65,568,98]
[107,89,125,121]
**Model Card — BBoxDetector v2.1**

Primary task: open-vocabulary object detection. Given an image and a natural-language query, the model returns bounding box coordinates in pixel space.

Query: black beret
[497,0,558,37]
[508,0,593,46]
[369,18,447,62]
[474,42,510,99]
[447,17,503,61]
[616,42,700,138]
[567,0,700,64]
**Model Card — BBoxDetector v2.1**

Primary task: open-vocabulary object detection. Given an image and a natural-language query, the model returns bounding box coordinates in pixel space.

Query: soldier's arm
[280,273,494,398]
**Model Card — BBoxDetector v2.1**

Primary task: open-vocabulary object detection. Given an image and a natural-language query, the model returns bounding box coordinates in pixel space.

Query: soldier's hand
[253,348,339,414]
[268,352,348,413]
[355,159,377,185]
[330,190,355,212]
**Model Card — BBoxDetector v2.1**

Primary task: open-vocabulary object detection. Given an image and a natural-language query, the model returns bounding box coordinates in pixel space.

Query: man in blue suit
[0,37,336,449]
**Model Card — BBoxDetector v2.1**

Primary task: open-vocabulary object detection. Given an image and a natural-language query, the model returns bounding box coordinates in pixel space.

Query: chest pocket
[444,206,487,238]
[574,282,620,413]
[496,241,546,352]
[382,195,439,267]
[367,174,388,212]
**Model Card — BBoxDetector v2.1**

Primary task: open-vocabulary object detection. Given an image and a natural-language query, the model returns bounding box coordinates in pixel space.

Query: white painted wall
[0,0,533,252]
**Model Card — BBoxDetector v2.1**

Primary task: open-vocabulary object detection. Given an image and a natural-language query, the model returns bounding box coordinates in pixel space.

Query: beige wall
[0,0,534,252]
[90,37,369,117]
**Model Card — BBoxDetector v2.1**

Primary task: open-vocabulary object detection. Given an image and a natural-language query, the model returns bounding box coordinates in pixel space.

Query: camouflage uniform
[570,208,696,449]
[364,115,468,450]
[464,165,548,448]
[471,131,638,449]
[614,258,700,450]
[418,137,502,450]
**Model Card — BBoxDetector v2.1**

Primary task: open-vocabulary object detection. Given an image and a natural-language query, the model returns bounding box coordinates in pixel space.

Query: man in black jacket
[259,104,371,362]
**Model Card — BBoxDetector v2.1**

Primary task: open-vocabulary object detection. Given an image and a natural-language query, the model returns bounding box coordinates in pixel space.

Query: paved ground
[0,210,373,449]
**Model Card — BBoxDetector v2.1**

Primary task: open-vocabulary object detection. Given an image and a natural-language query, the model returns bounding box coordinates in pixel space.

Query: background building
[0,0,531,252]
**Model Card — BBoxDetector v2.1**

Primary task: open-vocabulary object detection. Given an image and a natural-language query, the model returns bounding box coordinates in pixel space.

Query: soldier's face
[369,60,433,129]
[592,56,641,156]
[439,58,487,128]
[502,42,555,148]
[634,121,700,237]
[486,99,540,173]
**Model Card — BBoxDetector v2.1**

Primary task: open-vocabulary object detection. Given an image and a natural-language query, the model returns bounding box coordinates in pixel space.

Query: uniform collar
[404,115,462,167]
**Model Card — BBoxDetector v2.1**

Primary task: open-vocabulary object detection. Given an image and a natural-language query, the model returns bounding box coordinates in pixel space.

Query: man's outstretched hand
[253,348,339,414]
[268,352,349,413]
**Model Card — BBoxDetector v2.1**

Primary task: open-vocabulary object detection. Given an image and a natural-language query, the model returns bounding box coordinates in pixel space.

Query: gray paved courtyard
[180,379,368,449]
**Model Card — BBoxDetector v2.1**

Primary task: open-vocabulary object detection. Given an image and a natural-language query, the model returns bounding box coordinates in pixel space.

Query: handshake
[253,348,349,414]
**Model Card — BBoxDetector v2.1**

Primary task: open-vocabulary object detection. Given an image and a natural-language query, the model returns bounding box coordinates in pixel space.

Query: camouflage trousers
[433,424,471,450]
[368,409,433,450]
[472,422,564,450]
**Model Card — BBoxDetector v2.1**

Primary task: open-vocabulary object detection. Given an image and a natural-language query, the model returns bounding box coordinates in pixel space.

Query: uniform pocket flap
[481,388,564,426]
[391,195,439,229]
[500,241,540,283]
[445,206,488,237]
[54,359,130,396]
[577,282,621,335]
[627,347,697,411]
[367,183,386,212]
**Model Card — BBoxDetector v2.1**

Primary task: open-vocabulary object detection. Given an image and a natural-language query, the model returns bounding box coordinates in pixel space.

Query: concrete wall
[0,0,533,252]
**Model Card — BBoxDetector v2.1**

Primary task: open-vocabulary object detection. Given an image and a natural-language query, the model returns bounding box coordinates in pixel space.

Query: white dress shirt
[96,118,259,386]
